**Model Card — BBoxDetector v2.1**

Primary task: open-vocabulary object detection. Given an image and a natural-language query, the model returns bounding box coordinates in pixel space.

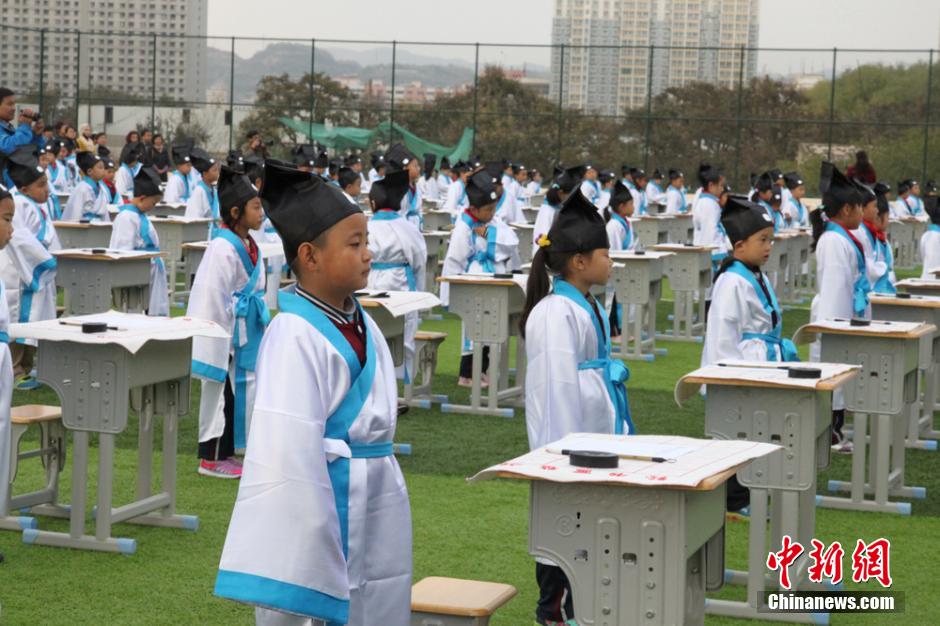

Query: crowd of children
[1,87,937,624]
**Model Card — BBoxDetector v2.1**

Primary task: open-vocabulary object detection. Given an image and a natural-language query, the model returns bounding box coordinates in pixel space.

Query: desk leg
[915,363,940,443]
[96,433,115,542]
[136,387,153,500]
[70,430,89,539]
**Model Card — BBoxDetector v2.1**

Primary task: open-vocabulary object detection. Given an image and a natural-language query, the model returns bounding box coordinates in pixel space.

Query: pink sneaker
[226,456,243,467]
[198,459,242,479]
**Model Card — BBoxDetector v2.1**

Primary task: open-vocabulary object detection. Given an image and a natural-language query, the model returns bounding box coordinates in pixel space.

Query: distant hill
[207,42,479,101]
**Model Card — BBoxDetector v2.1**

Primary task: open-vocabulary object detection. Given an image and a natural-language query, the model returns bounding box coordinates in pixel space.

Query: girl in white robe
[214,161,411,626]
[531,166,583,257]
[579,166,602,208]
[0,190,17,535]
[7,155,61,385]
[187,166,268,478]
[114,150,142,200]
[108,167,169,316]
[665,170,688,215]
[367,171,428,382]
[62,152,110,222]
[809,162,867,452]
[163,164,194,204]
[645,170,667,211]
[521,187,632,626]
[854,183,897,293]
[692,166,731,276]
[441,167,470,219]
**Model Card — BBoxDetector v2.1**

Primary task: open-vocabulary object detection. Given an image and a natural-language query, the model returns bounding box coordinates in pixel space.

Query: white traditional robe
[7,193,60,338]
[0,279,13,519]
[920,226,940,279]
[399,185,423,230]
[810,227,870,410]
[214,290,412,626]
[441,178,469,218]
[109,206,169,316]
[665,185,687,215]
[163,170,192,204]
[692,192,730,254]
[531,200,560,257]
[185,181,220,239]
[416,175,440,202]
[580,178,603,208]
[115,163,140,200]
[702,265,784,366]
[440,212,519,313]
[494,188,525,225]
[645,181,666,211]
[251,218,285,310]
[436,173,451,196]
[47,161,71,194]
[604,214,639,326]
[62,177,110,222]
[187,232,268,450]
[367,210,428,380]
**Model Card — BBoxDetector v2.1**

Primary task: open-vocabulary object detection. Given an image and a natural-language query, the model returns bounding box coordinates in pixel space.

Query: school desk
[608,250,674,361]
[357,290,441,367]
[471,433,780,626]
[670,213,694,243]
[529,192,545,208]
[652,243,714,342]
[870,294,940,449]
[12,312,228,553]
[634,215,674,248]
[785,230,813,299]
[521,207,540,224]
[52,220,113,249]
[422,230,450,296]
[152,202,186,218]
[794,319,934,514]
[54,249,160,315]
[896,278,940,297]
[677,361,860,623]
[423,209,455,232]
[889,219,917,269]
[509,222,535,266]
[437,273,528,418]
[764,231,791,299]
[148,216,213,300]
[180,241,283,301]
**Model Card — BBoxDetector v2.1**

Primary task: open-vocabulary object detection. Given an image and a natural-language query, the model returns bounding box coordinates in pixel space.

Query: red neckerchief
[863,220,886,243]
[841,224,865,256]
[220,223,259,265]
[463,209,483,226]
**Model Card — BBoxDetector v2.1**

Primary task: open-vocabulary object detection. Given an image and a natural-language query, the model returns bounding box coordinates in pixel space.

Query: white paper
[9,311,230,354]
[805,318,924,334]
[897,278,940,288]
[609,250,674,260]
[53,248,157,260]
[652,243,716,252]
[149,216,213,224]
[547,437,695,460]
[675,361,860,405]
[357,289,441,317]
[470,433,780,489]
[443,272,529,292]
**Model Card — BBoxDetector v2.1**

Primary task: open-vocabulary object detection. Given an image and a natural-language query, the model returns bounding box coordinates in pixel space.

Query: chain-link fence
[2,22,938,191]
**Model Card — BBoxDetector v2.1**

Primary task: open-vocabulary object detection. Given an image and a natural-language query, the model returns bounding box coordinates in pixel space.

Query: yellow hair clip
[537,234,551,248]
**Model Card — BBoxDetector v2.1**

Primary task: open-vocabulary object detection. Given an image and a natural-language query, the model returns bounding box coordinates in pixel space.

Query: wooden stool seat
[403,332,449,408]
[411,576,517,617]
[415,330,448,342]
[279,278,296,289]
[11,404,63,425]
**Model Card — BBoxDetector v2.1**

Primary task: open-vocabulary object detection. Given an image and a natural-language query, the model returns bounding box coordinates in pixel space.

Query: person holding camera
[241,130,269,160]
[0,87,44,187]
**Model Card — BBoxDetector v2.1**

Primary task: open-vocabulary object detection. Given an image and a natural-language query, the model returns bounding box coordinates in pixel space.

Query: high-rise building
[0,0,208,103]
[551,0,759,114]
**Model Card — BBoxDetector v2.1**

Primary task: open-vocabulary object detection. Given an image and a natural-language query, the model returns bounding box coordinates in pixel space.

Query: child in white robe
[108,166,169,316]
[441,170,520,387]
[441,161,470,219]
[163,143,195,203]
[114,144,142,200]
[531,165,583,257]
[665,169,688,215]
[809,162,867,453]
[920,194,940,279]
[645,168,667,212]
[6,147,60,389]
[783,172,809,228]
[184,147,221,236]
[214,161,412,626]
[62,151,110,222]
[0,189,17,541]
[187,166,268,479]
[384,143,423,230]
[578,164,602,207]
[692,163,731,280]
[367,169,427,382]
[604,181,637,339]
[522,187,633,626]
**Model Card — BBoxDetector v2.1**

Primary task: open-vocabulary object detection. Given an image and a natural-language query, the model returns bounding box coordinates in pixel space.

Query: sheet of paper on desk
[150,216,211,223]
[609,250,674,259]
[459,272,530,291]
[548,436,696,459]
[809,318,923,334]
[470,433,780,489]
[10,311,229,354]
[358,290,441,317]
[675,361,859,403]
[898,278,940,287]
[53,248,156,260]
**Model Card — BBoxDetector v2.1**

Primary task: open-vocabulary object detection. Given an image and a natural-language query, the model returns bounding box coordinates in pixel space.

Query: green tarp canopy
[279,118,474,164]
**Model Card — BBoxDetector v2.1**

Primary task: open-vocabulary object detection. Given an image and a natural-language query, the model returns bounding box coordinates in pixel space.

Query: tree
[237,72,356,157]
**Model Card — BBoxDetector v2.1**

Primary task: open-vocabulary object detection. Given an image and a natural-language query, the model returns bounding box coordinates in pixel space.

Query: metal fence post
[827,47,837,160]
[150,33,157,128]
[471,43,480,153]
[74,30,81,124]
[309,38,316,136]
[228,36,235,150]
[922,49,934,182]
[389,40,397,143]
[643,44,655,170]
[556,43,565,163]
[732,44,746,187]
[38,29,45,114]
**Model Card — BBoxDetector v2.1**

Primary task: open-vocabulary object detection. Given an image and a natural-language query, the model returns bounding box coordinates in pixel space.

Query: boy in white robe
[184,148,221,236]
[188,166,269,478]
[441,160,471,218]
[809,162,867,453]
[45,139,71,195]
[367,169,427,382]
[6,147,60,389]
[604,182,638,338]
[645,169,667,212]
[436,156,452,196]
[109,167,169,316]
[0,189,18,540]
[384,143,423,230]
[62,151,110,222]
[442,171,520,387]
[665,169,688,215]
[215,161,412,626]
[525,168,542,197]
[692,163,731,278]
[531,165,583,257]
[163,142,195,203]
[522,188,632,625]
[578,163,602,208]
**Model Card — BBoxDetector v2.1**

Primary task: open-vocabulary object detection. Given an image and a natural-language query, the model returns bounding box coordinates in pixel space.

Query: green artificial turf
[1,286,937,625]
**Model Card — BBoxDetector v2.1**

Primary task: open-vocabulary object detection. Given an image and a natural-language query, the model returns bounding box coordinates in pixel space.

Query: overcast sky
[208,0,940,75]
